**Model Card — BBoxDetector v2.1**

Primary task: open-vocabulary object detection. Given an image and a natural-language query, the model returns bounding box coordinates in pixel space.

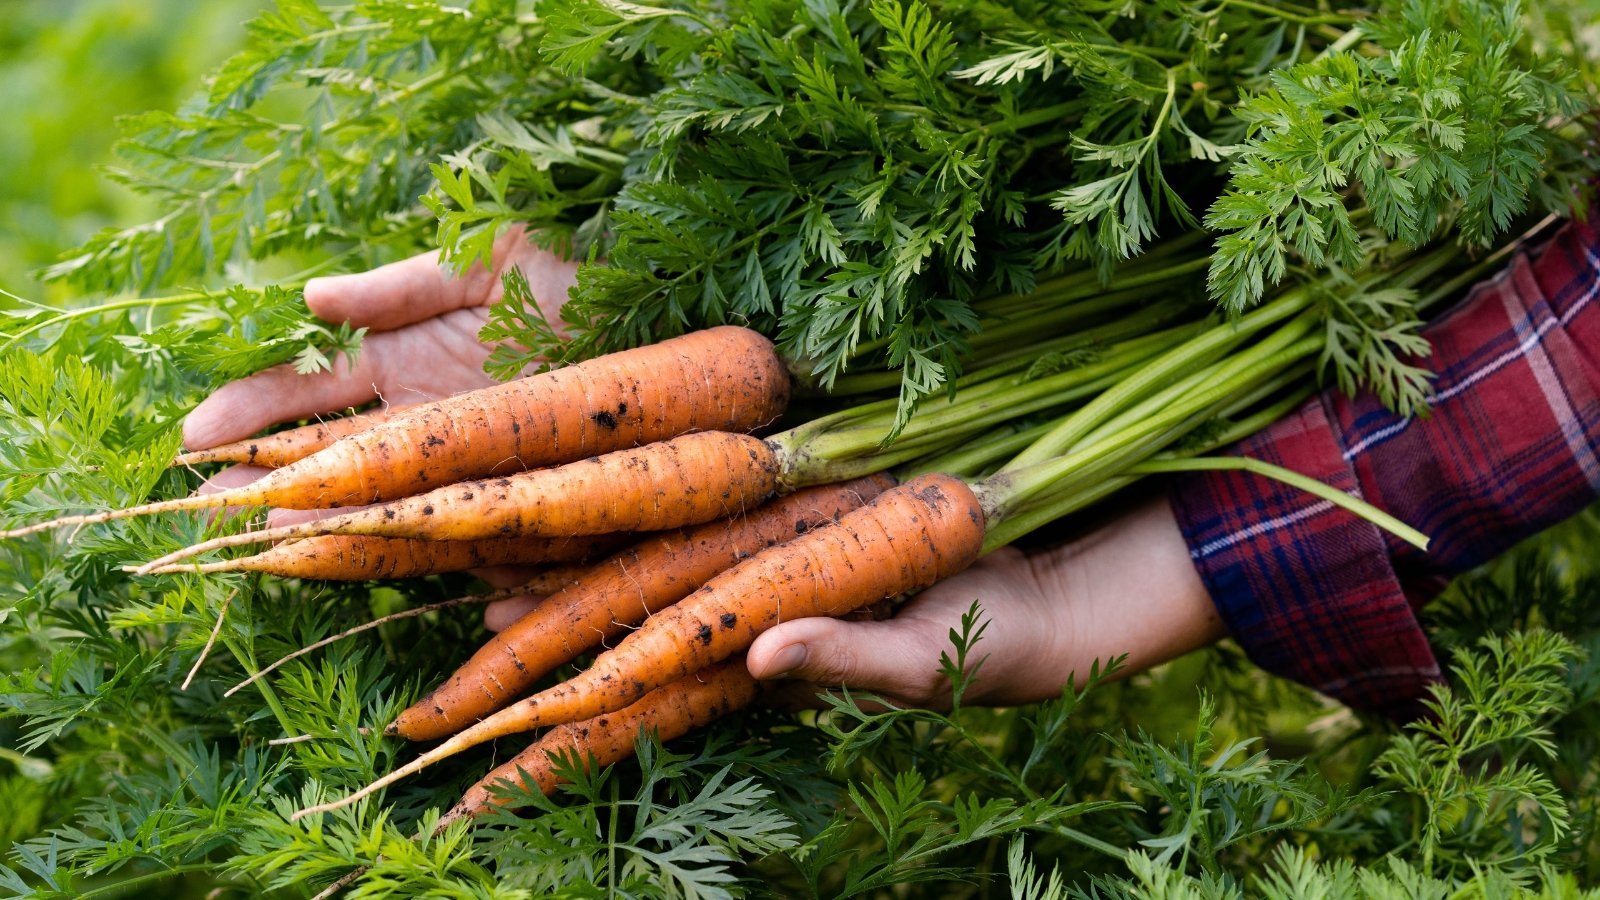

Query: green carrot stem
[902,420,1055,479]
[910,355,1314,485]
[1071,313,1318,451]
[973,255,1208,322]
[1002,287,1314,470]
[979,420,1193,552]
[963,297,1200,377]
[784,325,1197,463]
[1414,239,1521,316]
[788,431,972,486]
[828,295,1198,396]
[940,317,1203,397]
[982,475,1137,551]
[845,246,1207,360]
[983,335,1323,520]
[981,380,1320,550]
[785,325,1184,445]
[1390,242,1463,293]
[1127,457,1429,549]
[1206,386,1316,448]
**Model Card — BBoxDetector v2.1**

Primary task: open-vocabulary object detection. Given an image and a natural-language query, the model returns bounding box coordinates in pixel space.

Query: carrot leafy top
[26,0,1598,430]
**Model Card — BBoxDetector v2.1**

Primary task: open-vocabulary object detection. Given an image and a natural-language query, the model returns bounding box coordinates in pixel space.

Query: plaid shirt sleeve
[1170,213,1600,719]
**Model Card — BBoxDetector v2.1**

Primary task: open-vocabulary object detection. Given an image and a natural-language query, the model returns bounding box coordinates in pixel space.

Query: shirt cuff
[1336,221,1600,588]
[1170,398,1443,719]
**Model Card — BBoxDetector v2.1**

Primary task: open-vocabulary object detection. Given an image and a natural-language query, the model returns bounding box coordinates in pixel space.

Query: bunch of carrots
[3,243,1458,838]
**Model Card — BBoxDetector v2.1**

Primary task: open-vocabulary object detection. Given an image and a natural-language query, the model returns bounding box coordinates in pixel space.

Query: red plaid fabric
[1171,213,1600,719]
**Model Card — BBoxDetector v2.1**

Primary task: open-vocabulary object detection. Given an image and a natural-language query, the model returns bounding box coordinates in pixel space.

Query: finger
[301,226,579,330]
[195,464,271,497]
[471,565,544,590]
[182,346,390,450]
[760,680,901,713]
[303,249,495,332]
[746,616,947,705]
[192,464,275,528]
[263,503,376,530]
[484,596,542,632]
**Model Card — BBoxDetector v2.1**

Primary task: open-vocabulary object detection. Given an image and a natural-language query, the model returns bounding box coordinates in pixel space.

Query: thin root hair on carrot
[181,587,239,691]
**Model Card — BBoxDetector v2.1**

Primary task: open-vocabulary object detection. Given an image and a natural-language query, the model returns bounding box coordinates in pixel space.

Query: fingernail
[763,644,808,679]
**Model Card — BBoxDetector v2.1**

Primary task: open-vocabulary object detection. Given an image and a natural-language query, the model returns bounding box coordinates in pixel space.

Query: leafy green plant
[4,2,1600,898]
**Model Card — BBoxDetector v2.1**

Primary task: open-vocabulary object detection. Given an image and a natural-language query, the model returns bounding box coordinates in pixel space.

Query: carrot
[436,661,758,828]
[137,431,785,572]
[290,473,986,820]
[390,475,894,741]
[2,326,789,538]
[137,533,626,580]
[172,407,406,469]
[128,319,1203,572]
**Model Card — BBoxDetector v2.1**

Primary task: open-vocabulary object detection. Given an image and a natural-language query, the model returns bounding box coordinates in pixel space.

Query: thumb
[746,616,946,706]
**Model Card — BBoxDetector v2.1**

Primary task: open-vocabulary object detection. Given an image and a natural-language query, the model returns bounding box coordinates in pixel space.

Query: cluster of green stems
[778,238,1497,555]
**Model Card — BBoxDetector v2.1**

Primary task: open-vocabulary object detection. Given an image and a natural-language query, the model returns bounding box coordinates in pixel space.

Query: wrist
[1029,496,1222,684]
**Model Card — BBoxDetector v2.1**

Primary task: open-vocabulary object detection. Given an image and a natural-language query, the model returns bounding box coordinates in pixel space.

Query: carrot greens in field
[3,0,1600,898]
[29,0,1596,426]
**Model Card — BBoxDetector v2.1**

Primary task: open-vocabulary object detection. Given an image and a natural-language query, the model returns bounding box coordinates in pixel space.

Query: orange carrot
[172,407,406,468]
[290,473,986,820]
[139,533,627,580]
[436,661,757,828]
[391,475,894,741]
[136,431,785,571]
[3,326,789,537]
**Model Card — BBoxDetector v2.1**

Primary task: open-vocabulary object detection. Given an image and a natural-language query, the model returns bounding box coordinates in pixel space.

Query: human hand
[184,227,578,452]
[742,496,1223,710]
[183,227,580,594]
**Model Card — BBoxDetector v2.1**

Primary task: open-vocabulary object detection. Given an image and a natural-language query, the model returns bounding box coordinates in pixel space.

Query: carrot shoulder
[290,473,986,820]
[437,661,758,827]
[391,475,895,741]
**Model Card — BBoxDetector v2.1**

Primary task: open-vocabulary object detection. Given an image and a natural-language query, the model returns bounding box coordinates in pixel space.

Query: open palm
[183,227,579,451]
[183,227,579,598]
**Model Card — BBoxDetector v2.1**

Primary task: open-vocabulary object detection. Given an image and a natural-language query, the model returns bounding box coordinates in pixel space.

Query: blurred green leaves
[0,0,268,299]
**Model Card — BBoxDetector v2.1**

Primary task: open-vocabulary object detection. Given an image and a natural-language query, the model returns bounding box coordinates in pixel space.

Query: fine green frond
[1206,0,1598,312]
[1375,629,1579,874]
[479,267,564,381]
[1314,278,1435,418]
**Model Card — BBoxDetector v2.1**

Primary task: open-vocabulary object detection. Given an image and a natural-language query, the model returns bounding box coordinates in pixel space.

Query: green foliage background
[0,1,267,296]
[1,2,1600,898]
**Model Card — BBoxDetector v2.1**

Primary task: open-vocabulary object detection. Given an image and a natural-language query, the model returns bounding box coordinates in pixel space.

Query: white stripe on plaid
[1513,277,1600,492]
[1192,499,1334,560]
